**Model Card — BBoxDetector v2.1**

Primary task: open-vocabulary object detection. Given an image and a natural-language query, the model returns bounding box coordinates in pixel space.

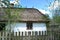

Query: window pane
[26,22,32,29]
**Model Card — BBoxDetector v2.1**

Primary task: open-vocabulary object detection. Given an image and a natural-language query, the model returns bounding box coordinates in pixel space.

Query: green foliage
[0,0,24,31]
[42,14,50,21]
[45,14,50,20]
[4,8,25,21]
[1,0,10,7]
[53,15,60,24]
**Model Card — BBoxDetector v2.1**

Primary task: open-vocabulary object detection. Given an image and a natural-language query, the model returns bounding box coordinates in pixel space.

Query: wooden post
[21,32,23,40]
[28,31,31,40]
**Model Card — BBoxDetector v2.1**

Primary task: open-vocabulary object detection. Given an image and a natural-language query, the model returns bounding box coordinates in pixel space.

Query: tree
[0,0,10,31]
[49,0,60,24]
[0,0,23,31]
[52,7,60,24]
[0,0,10,7]
[45,14,50,20]
[53,15,60,24]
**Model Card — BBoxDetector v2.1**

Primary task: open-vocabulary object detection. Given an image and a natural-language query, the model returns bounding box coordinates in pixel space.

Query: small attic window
[26,22,32,30]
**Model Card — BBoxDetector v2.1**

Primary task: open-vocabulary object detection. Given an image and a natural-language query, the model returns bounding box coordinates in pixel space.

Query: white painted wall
[13,23,27,32]
[6,23,27,32]
[33,23,47,31]
[6,22,47,32]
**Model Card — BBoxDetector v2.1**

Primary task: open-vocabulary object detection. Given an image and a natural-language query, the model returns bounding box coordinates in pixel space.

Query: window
[26,22,32,30]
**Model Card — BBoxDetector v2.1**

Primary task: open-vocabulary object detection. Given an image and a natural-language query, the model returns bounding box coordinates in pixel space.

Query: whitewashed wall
[33,23,47,31]
[6,23,26,32]
[14,23,26,32]
[6,23,47,32]
[5,22,47,36]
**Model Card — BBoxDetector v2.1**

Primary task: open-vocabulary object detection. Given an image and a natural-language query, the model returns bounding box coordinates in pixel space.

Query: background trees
[52,9,60,24]
[0,0,23,31]
[0,0,10,31]
[49,0,60,24]
[0,0,10,7]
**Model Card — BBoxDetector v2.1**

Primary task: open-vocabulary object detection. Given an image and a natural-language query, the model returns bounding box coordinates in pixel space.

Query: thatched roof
[0,8,49,22]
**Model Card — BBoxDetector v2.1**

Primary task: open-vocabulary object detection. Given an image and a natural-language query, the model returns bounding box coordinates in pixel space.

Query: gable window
[26,22,32,30]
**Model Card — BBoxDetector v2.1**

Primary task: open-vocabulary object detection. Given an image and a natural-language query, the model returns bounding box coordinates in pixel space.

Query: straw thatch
[0,8,49,22]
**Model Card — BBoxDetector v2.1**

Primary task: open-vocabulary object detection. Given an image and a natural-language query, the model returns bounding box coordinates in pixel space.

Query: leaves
[4,8,22,21]
[53,15,60,24]
[1,0,10,7]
